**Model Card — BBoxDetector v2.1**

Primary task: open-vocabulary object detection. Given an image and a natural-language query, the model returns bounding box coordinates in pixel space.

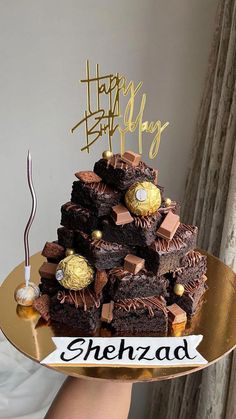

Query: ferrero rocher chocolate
[125,181,161,216]
[55,254,94,291]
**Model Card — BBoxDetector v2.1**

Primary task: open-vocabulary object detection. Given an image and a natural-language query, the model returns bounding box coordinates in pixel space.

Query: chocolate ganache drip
[115,296,167,317]
[57,289,100,311]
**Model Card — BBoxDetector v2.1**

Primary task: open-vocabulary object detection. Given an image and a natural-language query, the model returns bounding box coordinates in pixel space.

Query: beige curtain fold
[149,0,236,417]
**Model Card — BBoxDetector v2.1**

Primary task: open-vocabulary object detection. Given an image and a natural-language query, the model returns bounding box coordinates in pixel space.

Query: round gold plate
[0,252,236,383]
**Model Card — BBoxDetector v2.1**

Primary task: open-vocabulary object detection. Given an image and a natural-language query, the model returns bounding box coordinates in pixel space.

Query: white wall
[0,0,217,417]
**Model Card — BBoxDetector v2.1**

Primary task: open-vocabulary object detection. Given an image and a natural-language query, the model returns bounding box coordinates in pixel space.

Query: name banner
[41,335,207,367]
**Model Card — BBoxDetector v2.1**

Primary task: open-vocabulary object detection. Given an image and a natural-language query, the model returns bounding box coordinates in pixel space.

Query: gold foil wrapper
[125,181,161,216]
[56,254,94,291]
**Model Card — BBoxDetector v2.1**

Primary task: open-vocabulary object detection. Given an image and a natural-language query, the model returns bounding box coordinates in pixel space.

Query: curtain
[149,0,236,418]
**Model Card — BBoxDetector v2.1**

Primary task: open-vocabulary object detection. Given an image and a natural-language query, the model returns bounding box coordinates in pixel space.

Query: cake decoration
[71,60,169,159]
[156,211,180,240]
[55,254,94,291]
[101,302,114,323]
[164,197,172,207]
[121,151,141,167]
[124,254,145,275]
[125,181,161,216]
[39,262,57,280]
[91,230,103,240]
[65,248,75,256]
[14,151,39,306]
[75,171,102,183]
[14,282,40,307]
[102,150,113,160]
[173,284,185,297]
[111,204,134,225]
[167,304,187,325]
[42,242,65,260]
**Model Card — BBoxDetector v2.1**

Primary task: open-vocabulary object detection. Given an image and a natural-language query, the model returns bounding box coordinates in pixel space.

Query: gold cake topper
[71,60,169,159]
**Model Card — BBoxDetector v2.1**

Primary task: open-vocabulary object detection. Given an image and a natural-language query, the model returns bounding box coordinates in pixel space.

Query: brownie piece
[111,296,168,335]
[94,154,157,191]
[61,202,98,233]
[141,224,198,275]
[49,288,101,333]
[57,227,75,249]
[167,275,208,316]
[169,250,207,285]
[102,211,162,246]
[39,277,62,297]
[107,267,169,300]
[71,180,122,216]
[74,230,134,270]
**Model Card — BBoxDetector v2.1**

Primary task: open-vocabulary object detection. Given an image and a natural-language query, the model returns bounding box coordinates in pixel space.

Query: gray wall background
[0,1,217,418]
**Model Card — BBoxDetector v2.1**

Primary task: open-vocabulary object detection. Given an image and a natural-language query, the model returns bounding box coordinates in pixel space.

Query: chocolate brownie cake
[33,150,207,336]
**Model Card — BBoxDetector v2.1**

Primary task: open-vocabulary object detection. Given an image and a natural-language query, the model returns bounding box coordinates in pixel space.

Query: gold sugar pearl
[164,197,172,207]
[65,248,75,256]
[102,150,113,160]
[91,230,103,240]
[173,283,185,297]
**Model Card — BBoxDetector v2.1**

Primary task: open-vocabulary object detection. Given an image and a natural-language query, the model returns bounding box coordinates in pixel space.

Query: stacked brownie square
[34,151,207,336]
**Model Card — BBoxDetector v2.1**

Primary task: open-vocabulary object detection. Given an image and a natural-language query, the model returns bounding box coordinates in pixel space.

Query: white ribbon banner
[41,335,207,367]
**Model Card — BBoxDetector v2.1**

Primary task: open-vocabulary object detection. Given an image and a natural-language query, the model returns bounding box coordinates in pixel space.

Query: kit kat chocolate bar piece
[156,211,180,240]
[111,204,134,225]
[121,151,141,167]
[124,254,145,274]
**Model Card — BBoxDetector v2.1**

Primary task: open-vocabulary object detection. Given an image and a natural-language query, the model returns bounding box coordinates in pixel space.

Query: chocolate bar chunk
[61,202,98,233]
[57,227,75,249]
[111,296,168,335]
[167,304,187,325]
[108,267,169,301]
[121,151,141,167]
[50,289,101,333]
[74,230,134,270]
[168,275,208,316]
[102,211,162,246]
[156,211,180,240]
[75,171,102,183]
[124,254,145,274]
[42,242,65,261]
[33,294,51,321]
[168,250,207,285]
[94,270,108,297]
[111,204,134,225]
[71,181,122,217]
[141,223,198,275]
[39,262,57,280]
[101,301,114,323]
[94,154,156,191]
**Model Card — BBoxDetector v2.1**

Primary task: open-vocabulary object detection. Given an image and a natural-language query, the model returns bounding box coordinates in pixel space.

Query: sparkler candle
[14,151,40,307]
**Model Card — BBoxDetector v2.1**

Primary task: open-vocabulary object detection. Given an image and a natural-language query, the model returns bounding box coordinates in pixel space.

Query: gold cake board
[0,252,236,383]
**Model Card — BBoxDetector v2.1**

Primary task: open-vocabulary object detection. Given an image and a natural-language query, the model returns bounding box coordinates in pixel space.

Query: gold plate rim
[0,251,236,383]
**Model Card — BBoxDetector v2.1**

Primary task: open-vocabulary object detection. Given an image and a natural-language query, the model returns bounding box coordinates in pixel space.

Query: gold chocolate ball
[164,197,172,207]
[55,254,94,291]
[14,282,40,307]
[16,305,39,320]
[65,248,75,256]
[173,283,185,297]
[125,181,161,216]
[102,150,113,160]
[91,230,103,240]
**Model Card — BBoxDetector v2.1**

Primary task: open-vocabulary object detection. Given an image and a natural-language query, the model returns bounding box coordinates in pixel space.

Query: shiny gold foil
[56,254,94,291]
[125,181,161,216]
[0,252,236,382]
